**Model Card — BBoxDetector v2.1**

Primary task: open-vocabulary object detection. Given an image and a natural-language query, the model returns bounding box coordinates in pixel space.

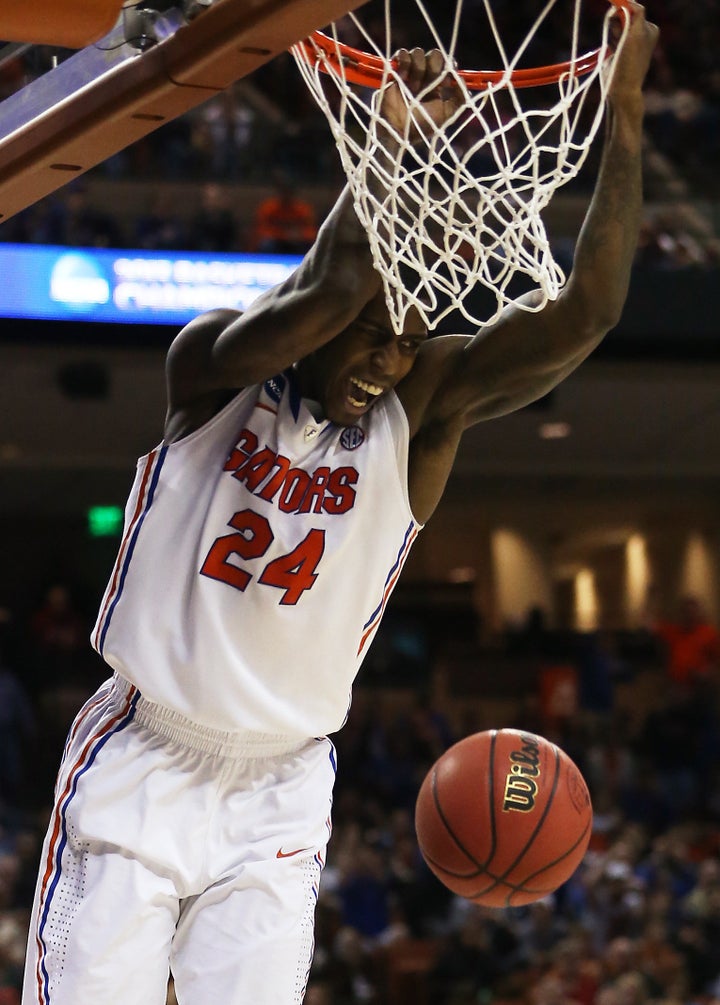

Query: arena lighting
[447,567,476,583]
[538,421,571,439]
[87,504,124,537]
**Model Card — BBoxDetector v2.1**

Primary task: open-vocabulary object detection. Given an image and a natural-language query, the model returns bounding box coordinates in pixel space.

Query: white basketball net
[292,0,629,333]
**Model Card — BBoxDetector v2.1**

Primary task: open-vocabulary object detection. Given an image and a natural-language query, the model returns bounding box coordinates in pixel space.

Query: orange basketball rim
[295,0,631,90]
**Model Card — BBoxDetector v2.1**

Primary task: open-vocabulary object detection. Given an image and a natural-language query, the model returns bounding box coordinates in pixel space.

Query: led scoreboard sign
[0,243,300,326]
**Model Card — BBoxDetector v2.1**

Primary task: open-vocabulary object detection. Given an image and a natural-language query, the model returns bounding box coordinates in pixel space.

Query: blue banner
[0,244,301,325]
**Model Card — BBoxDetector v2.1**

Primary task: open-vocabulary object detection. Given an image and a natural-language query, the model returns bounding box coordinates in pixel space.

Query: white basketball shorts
[22,674,336,1005]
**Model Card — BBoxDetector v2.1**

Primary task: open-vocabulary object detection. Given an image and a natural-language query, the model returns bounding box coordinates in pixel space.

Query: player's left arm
[404,3,658,435]
[400,4,657,524]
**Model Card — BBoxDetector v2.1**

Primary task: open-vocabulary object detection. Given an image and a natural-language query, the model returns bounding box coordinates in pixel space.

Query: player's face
[301,292,427,425]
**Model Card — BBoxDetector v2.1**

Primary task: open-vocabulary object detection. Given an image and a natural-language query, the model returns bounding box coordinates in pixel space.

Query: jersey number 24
[200,508,325,605]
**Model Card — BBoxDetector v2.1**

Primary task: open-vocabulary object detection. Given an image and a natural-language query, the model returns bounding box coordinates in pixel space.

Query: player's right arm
[163,48,470,443]
[165,185,382,441]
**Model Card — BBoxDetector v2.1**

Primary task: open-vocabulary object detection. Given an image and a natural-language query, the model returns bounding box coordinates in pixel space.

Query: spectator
[543,935,601,1005]
[599,936,643,989]
[651,594,720,690]
[27,583,88,688]
[576,630,628,718]
[25,582,96,797]
[0,660,36,806]
[613,970,651,1005]
[643,56,705,167]
[682,858,720,922]
[516,898,570,966]
[194,87,258,180]
[531,972,583,1005]
[61,182,122,248]
[0,196,65,245]
[428,905,515,1005]
[0,852,25,1004]
[336,844,392,942]
[133,191,188,251]
[251,172,318,255]
[186,182,238,252]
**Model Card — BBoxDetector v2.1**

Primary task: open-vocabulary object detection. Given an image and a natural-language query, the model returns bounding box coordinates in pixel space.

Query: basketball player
[23,6,657,1004]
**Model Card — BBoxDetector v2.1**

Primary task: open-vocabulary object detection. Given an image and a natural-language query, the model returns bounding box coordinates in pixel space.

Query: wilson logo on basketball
[502,733,541,813]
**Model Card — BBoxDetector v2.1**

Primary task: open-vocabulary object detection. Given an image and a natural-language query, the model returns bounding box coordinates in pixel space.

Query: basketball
[414,729,593,908]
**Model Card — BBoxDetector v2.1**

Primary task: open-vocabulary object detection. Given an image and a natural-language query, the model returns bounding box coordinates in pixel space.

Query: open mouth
[348,376,383,409]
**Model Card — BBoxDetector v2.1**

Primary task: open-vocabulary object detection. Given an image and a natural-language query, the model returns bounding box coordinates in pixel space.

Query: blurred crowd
[1,3,720,1000]
[2,579,720,1004]
[0,0,719,267]
[0,173,323,258]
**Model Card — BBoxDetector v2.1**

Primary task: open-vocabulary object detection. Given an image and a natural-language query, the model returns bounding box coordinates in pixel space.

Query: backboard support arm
[0,0,359,223]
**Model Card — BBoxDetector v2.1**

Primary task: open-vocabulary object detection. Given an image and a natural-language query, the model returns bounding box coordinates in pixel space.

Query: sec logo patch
[340,426,365,450]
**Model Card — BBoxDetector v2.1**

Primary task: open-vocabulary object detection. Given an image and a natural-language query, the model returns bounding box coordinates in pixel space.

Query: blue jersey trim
[98,446,167,653]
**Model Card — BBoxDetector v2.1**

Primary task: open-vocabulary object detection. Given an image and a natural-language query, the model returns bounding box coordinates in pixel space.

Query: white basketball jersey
[91,370,421,736]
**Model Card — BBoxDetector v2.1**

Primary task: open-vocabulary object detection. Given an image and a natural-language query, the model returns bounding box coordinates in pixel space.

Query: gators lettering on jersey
[222,427,359,515]
[92,370,421,737]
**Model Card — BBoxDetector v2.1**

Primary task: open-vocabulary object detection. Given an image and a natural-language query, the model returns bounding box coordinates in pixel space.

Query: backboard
[0,0,359,223]
[1,0,125,48]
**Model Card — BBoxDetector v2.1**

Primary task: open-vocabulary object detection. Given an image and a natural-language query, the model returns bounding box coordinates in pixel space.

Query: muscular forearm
[263,183,380,326]
[205,185,382,386]
[534,4,658,371]
[301,184,382,299]
[165,183,382,409]
[568,90,645,331]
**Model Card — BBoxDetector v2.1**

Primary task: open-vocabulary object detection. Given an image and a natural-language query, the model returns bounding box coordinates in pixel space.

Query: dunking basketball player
[23,6,657,1004]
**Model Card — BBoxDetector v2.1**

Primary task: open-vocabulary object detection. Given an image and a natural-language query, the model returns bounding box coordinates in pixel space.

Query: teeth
[350,376,383,396]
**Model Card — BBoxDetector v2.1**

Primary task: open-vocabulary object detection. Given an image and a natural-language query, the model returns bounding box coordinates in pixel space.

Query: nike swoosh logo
[276,846,312,859]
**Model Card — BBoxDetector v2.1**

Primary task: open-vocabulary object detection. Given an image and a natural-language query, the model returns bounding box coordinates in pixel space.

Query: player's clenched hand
[376,47,461,143]
[608,1,659,101]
